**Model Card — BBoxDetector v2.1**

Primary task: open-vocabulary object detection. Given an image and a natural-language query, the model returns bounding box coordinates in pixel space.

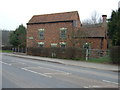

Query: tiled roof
[28,11,79,24]
[76,26,106,38]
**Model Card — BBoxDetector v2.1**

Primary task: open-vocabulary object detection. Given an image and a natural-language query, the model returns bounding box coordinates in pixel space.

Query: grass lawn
[0,50,12,53]
[87,56,112,64]
[73,55,112,64]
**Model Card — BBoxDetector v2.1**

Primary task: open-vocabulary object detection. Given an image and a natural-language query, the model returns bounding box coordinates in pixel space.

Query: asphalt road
[1,53,119,88]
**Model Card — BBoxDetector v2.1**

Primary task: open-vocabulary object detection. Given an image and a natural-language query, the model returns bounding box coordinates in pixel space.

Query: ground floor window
[51,43,58,47]
[38,42,44,47]
[61,44,66,48]
[60,42,66,48]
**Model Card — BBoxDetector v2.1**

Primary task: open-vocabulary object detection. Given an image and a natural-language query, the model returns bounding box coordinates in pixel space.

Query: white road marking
[102,80,118,85]
[90,85,101,88]
[0,61,11,66]
[44,72,70,75]
[21,68,52,78]
[0,60,26,66]
[15,61,26,65]
[83,86,89,88]
[38,66,71,75]
[84,85,103,88]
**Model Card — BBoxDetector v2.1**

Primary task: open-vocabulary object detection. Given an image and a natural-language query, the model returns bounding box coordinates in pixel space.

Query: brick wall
[27,21,76,48]
[75,38,107,51]
[27,22,107,51]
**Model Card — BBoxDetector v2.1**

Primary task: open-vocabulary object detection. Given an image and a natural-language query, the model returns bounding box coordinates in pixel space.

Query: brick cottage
[26,11,108,56]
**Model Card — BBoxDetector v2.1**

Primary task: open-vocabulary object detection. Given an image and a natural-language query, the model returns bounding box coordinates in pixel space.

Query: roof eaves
[27,20,73,25]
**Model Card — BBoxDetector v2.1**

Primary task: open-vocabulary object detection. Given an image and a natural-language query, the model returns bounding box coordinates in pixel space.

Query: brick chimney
[102,15,107,27]
[102,15,108,40]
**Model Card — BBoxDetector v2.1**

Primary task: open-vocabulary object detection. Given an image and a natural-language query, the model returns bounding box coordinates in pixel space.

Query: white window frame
[60,42,66,48]
[51,43,58,47]
[38,42,44,47]
[28,37,33,39]
[38,28,45,40]
[59,27,67,39]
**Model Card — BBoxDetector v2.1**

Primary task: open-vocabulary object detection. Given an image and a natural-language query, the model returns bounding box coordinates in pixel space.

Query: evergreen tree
[108,8,120,46]
[9,24,26,47]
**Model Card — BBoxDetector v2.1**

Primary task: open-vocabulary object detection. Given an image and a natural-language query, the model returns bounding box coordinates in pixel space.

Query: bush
[27,47,85,59]
[2,46,13,50]
[27,47,108,60]
[110,46,120,64]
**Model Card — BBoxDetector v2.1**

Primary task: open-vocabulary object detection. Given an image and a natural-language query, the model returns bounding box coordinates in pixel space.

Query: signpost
[84,43,89,61]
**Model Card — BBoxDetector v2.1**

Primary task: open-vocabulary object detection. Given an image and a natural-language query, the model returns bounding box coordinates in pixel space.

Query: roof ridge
[28,11,80,24]
[33,11,78,17]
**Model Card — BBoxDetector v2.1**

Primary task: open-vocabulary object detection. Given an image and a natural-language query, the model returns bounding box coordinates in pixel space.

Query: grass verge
[72,56,112,64]
[0,50,12,53]
[87,56,111,64]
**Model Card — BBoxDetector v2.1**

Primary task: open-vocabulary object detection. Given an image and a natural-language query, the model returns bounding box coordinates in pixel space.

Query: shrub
[2,46,13,50]
[27,47,85,59]
[110,46,120,64]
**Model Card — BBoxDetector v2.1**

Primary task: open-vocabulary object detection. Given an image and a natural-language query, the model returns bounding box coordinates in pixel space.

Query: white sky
[0,0,119,30]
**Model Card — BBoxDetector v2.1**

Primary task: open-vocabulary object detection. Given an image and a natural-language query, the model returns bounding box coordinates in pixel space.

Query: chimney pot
[102,15,107,23]
[102,15,107,27]
[102,15,107,17]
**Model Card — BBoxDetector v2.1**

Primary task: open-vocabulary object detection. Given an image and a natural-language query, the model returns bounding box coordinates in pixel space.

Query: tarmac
[2,53,119,72]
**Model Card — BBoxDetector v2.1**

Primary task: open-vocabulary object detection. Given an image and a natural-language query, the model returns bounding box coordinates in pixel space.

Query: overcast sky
[0,0,119,30]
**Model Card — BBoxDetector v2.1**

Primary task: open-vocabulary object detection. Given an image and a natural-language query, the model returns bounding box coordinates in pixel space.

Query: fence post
[26,48,27,54]
[86,49,89,61]
[18,47,19,52]
[12,48,14,53]
[15,47,16,52]
[21,48,23,53]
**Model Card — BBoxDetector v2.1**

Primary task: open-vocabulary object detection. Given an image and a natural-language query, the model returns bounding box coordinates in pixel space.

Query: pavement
[3,53,119,72]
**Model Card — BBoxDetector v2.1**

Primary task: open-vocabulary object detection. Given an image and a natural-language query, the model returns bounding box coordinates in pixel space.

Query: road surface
[1,53,119,88]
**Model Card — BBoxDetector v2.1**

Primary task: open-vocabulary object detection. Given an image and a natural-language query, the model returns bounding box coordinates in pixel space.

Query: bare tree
[82,11,102,25]
[75,29,89,48]
[67,27,88,48]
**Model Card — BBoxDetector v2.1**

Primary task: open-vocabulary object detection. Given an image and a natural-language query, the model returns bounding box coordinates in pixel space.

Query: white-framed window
[51,43,58,47]
[73,20,77,27]
[59,28,67,39]
[83,42,91,49]
[28,37,33,39]
[60,42,66,48]
[38,29,45,40]
[38,42,44,47]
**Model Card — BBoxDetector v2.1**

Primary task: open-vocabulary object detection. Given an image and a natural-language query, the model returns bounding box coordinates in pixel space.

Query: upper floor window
[38,29,45,40]
[60,28,67,39]
[73,20,77,27]
[28,37,33,40]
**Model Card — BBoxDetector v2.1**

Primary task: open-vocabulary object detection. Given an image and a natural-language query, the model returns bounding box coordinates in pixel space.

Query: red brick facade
[75,38,107,50]
[27,11,107,51]
[27,21,75,48]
